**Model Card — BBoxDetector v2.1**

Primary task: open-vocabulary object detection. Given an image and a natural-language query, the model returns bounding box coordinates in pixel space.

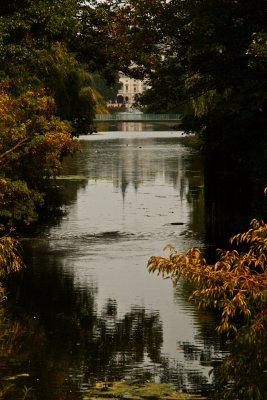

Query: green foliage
[0,0,79,69]
[0,0,114,296]
[0,84,80,227]
[21,385,33,400]
[0,83,80,302]
[35,43,100,133]
[0,0,109,134]
[93,73,121,103]
[105,0,267,147]
[136,59,185,114]
[0,178,42,225]
[172,0,267,144]
[148,219,267,399]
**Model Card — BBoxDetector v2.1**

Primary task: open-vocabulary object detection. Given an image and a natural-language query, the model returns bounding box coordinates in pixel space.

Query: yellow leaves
[0,83,81,229]
[163,242,175,252]
[148,219,267,342]
[0,84,80,174]
[0,92,10,119]
[0,234,24,280]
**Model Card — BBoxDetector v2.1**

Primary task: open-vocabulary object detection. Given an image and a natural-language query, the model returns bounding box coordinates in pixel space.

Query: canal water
[2,125,228,399]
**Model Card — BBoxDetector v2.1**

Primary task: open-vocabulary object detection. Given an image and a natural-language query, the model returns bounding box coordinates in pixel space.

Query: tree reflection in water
[4,131,255,400]
[2,239,221,400]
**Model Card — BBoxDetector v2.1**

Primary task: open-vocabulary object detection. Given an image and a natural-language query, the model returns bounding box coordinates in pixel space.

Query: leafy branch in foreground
[148,218,267,399]
[0,227,24,302]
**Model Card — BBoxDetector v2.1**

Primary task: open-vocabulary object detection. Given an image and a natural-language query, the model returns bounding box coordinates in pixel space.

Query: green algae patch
[83,381,206,400]
[55,175,89,181]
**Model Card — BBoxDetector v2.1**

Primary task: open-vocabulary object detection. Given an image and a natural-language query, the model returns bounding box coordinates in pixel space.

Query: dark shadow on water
[203,144,267,261]
[2,129,266,399]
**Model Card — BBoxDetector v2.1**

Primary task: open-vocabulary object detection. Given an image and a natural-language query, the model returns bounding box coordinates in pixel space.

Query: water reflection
[3,130,225,399]
[94,122,178,132]
[203,147,267,258]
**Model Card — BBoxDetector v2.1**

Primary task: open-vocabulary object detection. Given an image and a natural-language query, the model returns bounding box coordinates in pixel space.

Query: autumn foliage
[0,84,80,297]
[148,218,267,399]
[0,84,80,225]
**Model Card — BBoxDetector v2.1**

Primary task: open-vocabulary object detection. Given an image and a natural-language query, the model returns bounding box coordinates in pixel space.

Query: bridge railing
[94,113,181,121]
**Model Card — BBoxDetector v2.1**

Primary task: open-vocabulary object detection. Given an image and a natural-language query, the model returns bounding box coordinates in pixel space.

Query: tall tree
[101,0,267,146]
[0,0,109,133]
[0,0,108,259]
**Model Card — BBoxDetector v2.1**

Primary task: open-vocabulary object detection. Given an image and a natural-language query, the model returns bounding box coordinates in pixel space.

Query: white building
[116,73,148,108]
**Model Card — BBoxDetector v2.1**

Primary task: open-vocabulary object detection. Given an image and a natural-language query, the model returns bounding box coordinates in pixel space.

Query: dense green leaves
[104,0,267,147]
[0,0,110,132]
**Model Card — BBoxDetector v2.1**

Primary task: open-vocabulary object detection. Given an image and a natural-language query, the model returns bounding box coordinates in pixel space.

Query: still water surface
[3,128,226,399]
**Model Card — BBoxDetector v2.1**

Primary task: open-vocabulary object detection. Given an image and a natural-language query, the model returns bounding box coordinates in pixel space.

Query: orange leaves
[148,219,267,397]
[0,84,80,227]
[37,129,79,177]
[0,92,10,120]
[0,84,80,172]
[148,219,267,336]
[0,226,24,298]
[0,234,24,277]
[0,83,82,298]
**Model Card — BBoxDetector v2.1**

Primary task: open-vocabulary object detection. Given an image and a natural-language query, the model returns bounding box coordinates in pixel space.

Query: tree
[178,0,267,146]
[0,84,80,227]
[93,73,121,104]
[36,43,100,133]
[0,0,110,134]
[135,58,185,113]
[0,0,113,282]
[101,0,267,147]
[0,83,80,304]
[148,218,267,399]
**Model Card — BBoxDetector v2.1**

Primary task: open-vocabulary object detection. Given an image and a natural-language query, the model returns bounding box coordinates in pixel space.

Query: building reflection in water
[2,131,225,400]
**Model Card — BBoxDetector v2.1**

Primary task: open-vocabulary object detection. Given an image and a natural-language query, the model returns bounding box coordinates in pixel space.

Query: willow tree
[0,0,110,134]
